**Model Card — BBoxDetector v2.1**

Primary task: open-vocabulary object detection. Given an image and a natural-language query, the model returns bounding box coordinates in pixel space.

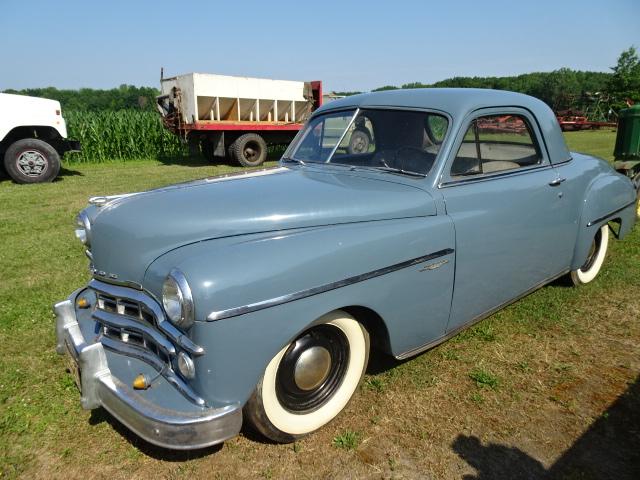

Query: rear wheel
[230,133,267,167]
[570,225,609,285]
[244,310,369,443]
[4,138,60,183]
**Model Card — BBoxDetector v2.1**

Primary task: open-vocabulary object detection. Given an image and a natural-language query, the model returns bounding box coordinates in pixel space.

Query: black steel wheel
[275,324,350,413]
[231,133,267,167]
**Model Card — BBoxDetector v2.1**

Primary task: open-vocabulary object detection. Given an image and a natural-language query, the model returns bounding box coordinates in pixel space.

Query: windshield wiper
[371,166,426,178]
[281,157,306,166]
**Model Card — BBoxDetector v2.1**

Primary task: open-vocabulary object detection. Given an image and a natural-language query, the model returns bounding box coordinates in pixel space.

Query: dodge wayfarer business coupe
[55,89,638,449]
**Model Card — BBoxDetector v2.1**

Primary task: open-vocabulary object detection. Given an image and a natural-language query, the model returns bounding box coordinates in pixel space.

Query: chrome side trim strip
[438,164,553,188]
[100,336,205,406]
[207,248,455,322]
[395,269,569,360]
[586,200,636,227]
[89,279,204,355]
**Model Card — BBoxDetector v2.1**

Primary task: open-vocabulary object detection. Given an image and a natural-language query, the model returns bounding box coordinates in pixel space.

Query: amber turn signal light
[133,374,150,390]
[77,298,90,309]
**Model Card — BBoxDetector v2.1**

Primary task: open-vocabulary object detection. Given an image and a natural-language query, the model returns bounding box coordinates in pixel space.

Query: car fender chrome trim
[586,200,636,227]
[207,248,455,322]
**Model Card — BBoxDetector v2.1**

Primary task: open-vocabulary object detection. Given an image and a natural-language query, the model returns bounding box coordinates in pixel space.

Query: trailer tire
[231,133,267,167]
[4,138,60,184]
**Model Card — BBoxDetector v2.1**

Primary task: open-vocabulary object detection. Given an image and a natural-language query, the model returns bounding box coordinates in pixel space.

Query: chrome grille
[96,293,155,324]
[88,279,206,405]
[94,291,169,361]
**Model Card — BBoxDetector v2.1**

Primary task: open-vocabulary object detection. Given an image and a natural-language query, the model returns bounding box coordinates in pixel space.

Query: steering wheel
[394,146,432,173]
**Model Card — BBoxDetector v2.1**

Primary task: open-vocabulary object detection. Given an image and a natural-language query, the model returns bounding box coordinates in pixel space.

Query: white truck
[0,93,80,183]
[157,72,322,167]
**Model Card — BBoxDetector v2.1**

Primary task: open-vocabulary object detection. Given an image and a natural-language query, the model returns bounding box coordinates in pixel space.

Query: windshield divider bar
[326,108,360,163]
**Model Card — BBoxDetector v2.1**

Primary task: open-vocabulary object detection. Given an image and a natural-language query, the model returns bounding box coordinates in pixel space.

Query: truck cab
[0,93,80,183]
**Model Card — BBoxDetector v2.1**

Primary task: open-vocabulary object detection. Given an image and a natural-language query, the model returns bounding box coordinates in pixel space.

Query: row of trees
[2,84,160,111]
[4,48,639,114]
[341,47,640,113]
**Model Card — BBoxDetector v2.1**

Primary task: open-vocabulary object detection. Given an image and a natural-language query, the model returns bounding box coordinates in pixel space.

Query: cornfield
[64,110,188,163]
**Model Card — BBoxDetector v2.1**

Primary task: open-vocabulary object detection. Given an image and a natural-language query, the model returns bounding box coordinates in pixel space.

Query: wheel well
[608,217,622,239]
[1,126,62,153]
[340,306,392,354]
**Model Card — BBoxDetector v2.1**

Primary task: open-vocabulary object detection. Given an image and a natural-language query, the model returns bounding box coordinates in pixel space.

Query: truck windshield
[284,108,449,176]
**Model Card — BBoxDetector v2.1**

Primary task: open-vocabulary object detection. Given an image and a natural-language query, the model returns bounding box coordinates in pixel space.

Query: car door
[440,108,574,333]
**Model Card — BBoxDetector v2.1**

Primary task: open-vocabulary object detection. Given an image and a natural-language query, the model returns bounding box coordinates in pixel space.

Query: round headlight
[75,211,91,247]
[162,268,194,329]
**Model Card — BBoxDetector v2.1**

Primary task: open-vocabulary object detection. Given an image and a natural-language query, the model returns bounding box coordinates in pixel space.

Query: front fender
[144,216,455,406]
[571,173,636,270]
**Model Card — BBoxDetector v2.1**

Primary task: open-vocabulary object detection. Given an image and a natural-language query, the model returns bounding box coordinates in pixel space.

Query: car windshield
[283,108,449,176]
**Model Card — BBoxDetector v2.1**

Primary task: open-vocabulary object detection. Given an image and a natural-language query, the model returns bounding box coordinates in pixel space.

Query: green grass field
[0,129,638,479]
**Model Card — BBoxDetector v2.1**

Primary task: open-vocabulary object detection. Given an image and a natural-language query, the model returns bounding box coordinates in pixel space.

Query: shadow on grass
[156,147,285,168]
[452,375,640,479]
[56,165,84,179]
[0,164,84,184]
[88,408,223,461]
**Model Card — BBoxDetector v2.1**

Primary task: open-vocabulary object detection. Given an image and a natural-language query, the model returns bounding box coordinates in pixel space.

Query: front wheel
[4,138,61,183]
[570,225,609,285]
[244,310,369,443]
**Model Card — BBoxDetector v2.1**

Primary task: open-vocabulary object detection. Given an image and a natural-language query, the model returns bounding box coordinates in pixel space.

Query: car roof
[314,88,571,163]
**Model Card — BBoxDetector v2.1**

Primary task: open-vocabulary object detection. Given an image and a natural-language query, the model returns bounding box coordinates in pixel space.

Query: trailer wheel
[231,133,267,167]
[4,138,60,184]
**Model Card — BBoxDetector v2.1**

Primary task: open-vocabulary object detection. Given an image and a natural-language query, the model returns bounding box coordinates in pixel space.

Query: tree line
[4,47,639,114]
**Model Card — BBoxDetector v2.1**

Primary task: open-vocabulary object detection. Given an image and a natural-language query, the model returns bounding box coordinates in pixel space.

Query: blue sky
[1,0,638,92]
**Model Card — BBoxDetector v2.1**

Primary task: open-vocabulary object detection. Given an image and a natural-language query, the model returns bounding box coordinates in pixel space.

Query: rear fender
[571,174,636,270]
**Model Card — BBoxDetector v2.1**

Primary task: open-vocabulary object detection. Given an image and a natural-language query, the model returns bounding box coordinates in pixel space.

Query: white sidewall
[261,311,366,435]
[574,225,609,284]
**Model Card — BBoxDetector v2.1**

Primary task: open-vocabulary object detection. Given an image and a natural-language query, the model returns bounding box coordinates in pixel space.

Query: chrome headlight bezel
[162,268,194,330]
[75,211,91,247]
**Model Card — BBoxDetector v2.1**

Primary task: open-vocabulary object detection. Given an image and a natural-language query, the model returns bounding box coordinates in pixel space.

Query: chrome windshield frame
[285,108,358,164]
[326,107,360,163]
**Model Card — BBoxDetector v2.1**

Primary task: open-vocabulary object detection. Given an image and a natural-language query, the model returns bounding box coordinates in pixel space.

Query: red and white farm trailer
[157,72,322,166]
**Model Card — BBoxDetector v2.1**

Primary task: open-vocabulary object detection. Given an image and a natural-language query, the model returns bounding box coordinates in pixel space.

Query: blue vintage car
[55,89,638,449]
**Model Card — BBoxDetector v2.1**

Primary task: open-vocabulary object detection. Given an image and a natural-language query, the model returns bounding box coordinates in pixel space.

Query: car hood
[87,166,436,285]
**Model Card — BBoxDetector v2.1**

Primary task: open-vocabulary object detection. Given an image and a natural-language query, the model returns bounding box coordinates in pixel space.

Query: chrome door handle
[548,177,566,186]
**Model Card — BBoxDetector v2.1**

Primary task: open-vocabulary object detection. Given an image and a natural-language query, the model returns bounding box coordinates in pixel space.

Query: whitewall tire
[244,310,369,443]
[570,225,609,285]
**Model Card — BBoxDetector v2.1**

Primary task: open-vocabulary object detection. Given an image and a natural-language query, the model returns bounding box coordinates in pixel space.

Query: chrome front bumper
[54,295,242,450]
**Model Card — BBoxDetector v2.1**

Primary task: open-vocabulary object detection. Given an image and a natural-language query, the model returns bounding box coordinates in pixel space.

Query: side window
[451,114,541,177]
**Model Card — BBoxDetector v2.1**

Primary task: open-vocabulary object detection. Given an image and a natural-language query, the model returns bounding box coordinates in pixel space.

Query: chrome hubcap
[294,346,332,391]
[275,324,349,412]
[17,150,48,177]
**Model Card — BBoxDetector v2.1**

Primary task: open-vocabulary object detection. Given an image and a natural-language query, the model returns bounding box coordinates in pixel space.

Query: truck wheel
[4,138,60,184]
[231,133,267,167]
[244,310,369,443]
[348,128,371,154]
